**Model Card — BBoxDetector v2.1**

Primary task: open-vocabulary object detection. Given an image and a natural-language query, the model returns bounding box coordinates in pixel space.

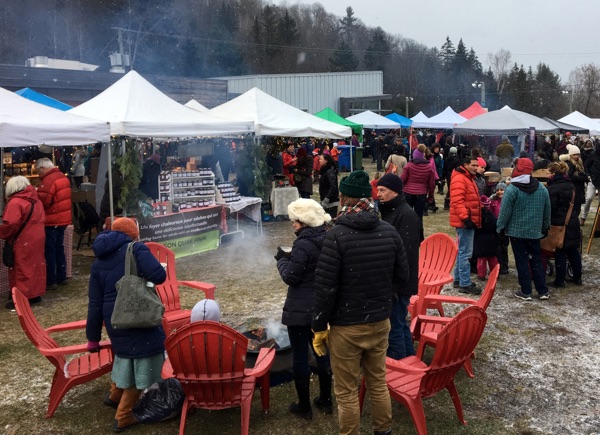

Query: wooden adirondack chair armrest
[385,357,427,375]
[423,294,477,306]
[245,348,275,378]
[40,340,112,357]
[45,319,87,333]
[178,280,216,295]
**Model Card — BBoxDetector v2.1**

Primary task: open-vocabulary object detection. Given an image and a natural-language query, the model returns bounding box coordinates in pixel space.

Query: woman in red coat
[1,176,46,309]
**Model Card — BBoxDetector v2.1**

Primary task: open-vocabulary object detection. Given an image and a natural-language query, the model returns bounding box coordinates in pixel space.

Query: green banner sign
[138,206,222,258]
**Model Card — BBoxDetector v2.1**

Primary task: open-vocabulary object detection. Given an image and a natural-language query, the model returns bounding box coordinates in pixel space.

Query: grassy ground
[1,159,599,434]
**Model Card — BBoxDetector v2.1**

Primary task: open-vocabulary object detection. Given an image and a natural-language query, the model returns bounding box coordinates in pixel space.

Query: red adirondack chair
[408,232,458,319]
[360,306,488,435]
[12,287,113,418]
[146,242,216,335]
[412,264,499,378]
[164,321,276,435]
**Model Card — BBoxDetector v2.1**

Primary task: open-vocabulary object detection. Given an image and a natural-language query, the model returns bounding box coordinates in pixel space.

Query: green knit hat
[339,170,371,198]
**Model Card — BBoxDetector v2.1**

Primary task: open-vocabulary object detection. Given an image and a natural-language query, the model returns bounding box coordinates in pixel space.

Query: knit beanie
[413,148,425,160]
[495,182,507,191]
[377,173,403,194]
[480,195,491,208]
[190,299,221,323]
[287,198,332,227]
[339,170,372,198]
[568,145,581,155]
[449,147,458,154]
[111,218,139,240]
[477,157,487,168]
[512,158,534,177]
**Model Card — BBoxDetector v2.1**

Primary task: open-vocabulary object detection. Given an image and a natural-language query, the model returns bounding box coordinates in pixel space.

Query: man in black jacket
[312,170,409,435]
[377,173,420,360]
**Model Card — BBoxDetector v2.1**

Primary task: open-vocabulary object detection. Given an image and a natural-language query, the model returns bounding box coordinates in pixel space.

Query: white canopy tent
[346,110,401,130]
[453,106,560,135]
[558,111,600,136]
[70,71,253,137]
[410,111,430,128]
[185,99,209,113]
[413,106,467,129]
[0,86,110,146]
[209,87,351,138]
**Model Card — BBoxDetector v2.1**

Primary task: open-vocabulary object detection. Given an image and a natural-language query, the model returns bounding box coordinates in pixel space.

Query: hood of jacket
[9,185,39,204]
[511,175,540,194]
[92,230,133,260]
[378,193,406,216]
[336,209,380,231]
[295,224,327,242]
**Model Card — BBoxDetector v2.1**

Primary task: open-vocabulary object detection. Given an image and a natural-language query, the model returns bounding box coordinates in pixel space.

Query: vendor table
[218,196,263,243]
[138,205,225,258]
[270,187,299,218]
[0,224,73,295]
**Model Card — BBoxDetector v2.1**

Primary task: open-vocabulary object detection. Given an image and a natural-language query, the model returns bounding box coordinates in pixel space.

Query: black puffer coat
[312,210,409,332]
[473,208,499,258]
[277,225,326,326]
[566,160,588,209]
[547,174,581,251]
[318,163,339,203]
[379,194,420,297]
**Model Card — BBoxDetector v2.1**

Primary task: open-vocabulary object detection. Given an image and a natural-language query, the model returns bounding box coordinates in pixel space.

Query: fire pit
[242,323,293,386]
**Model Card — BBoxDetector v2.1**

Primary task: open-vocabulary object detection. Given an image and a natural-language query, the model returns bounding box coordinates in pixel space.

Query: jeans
[329,320,391,435]
[387,296,415,359]
[555,246,582,284]
[454,227,475,287]
[45,225,67,286]
[287,325,330,378]
[510,237,548,296]
[404,193,427,221]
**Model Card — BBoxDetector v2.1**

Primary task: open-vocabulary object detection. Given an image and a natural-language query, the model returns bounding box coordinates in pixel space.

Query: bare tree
[487,48,512,94]
[568,63,600,116]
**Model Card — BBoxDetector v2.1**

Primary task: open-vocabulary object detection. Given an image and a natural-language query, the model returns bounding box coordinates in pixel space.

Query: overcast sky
[273,0,599,82]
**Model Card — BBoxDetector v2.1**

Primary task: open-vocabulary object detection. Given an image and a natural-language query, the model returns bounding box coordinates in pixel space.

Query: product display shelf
[158,169,216,211]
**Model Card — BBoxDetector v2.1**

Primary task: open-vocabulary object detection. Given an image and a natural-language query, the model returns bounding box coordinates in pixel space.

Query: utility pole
[405,96,413,117]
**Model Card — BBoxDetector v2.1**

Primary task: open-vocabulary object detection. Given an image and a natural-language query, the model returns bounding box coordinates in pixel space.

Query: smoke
[265,318,290,348]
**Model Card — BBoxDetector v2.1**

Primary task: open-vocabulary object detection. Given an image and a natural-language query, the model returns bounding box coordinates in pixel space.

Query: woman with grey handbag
[86,217,166,432]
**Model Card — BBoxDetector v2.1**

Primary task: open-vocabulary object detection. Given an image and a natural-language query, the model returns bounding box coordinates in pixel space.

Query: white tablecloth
[218,196,262,222]
[270,187,299,217]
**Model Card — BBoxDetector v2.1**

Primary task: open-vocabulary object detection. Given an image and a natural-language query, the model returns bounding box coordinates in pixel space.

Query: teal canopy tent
[15,88,72,111]
[314,107,363,140]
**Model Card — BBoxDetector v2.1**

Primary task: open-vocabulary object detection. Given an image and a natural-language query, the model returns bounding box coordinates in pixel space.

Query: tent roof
[459,101,487,120]
[385,112,412,128]
[209,88,351,138]
[346,110,401,129]
[558,111,600,136]
[410,111,429,123]
[0,86,109,146]
[69,71,253,137]
[185,99,209,113]
[542,117,589,134]
[412,106,467,129]
[15,88,72,111]
[314,108,362,130]
[453,107,560,135]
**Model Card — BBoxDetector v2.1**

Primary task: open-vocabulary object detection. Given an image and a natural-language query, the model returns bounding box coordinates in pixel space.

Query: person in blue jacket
[86,217,166,432]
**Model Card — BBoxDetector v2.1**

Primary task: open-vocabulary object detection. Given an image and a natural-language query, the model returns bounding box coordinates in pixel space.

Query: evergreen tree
[439,36,455,68]
[467,47,482,73]
[329,41,359,72]
[339,6,357,44]
[363,27,389,71]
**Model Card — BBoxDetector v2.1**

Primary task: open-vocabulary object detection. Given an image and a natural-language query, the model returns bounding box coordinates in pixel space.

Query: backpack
[72,200,100,234]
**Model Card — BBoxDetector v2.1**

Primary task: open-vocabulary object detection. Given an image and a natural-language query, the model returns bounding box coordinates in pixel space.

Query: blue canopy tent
[385,112,412,128]
[15,88,72,111]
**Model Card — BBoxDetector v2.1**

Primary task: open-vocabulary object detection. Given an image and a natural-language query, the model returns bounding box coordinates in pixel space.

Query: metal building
[214,71,390,117]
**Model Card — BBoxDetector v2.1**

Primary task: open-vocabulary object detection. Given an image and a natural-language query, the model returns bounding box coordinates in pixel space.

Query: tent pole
[107,140,115,227]
[0,152,4,216]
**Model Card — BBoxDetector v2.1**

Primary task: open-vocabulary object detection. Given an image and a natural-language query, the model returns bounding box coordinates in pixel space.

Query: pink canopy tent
[459,101,487,120]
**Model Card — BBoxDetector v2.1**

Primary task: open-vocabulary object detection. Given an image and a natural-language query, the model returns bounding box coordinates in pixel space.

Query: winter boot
[289,375,313,420]
[374,429,392,435]
[313,371,333,414]
[113,387,141,432]
[443,196,450,210]
[104,383,122,409]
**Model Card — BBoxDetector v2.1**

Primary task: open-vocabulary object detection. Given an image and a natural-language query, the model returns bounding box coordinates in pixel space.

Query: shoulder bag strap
[124,242,138,276]
[10,202,35,246]
[563,190,576,226]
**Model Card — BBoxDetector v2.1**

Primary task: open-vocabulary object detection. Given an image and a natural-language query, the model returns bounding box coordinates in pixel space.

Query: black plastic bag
[132,378,185,423]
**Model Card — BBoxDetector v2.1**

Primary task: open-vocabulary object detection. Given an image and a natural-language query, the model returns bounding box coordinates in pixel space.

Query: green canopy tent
[314,107,363,141]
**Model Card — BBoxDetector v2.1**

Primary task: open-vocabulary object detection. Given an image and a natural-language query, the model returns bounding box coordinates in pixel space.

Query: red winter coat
[37,168,72,226]
[282,151,297,186]
[449,166,481,228]
[0,186,46,299]
[400,158,435,196]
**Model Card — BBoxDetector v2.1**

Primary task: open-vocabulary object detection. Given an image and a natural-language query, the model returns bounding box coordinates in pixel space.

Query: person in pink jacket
[400,144,436,223]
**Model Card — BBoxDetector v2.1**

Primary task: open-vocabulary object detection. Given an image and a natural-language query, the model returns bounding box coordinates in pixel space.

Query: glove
[462,218,475,229]
[321,198,330,208]
[87,341,100,353]
[274,247,290,261]
[312,330,329,357]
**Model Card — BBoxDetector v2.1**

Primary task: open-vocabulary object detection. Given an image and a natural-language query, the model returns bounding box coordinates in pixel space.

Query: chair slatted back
[146,242,182,312]
[420,306,487,398]
[12,287,65,370]
[165,321,248,409]
[418,232,458,281]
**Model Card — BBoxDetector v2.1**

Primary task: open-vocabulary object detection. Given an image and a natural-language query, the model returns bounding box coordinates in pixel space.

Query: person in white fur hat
[275,198,332,420]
